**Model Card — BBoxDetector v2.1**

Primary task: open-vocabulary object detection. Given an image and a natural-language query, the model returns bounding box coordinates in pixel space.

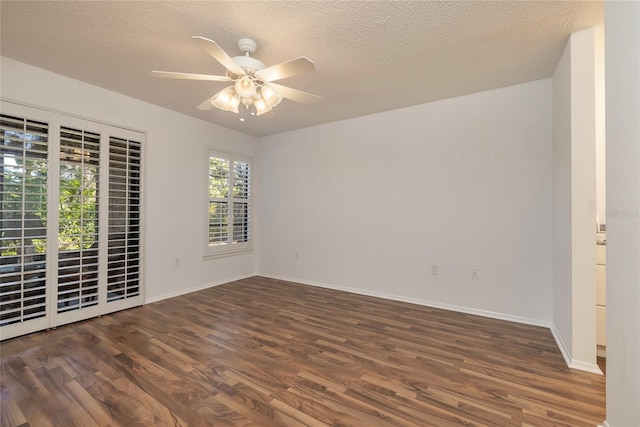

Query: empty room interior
[1,1,639,426]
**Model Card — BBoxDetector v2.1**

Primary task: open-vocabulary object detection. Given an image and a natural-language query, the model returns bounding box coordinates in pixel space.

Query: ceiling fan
[152,37,322,119]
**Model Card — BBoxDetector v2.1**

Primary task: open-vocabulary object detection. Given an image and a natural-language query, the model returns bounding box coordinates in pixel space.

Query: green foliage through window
[58,128,100,252]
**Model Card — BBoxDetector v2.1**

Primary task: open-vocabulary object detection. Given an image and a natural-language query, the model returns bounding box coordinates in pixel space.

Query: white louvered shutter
[232,160,250,243]
[208,156,230,245]
[57,126,100,313]
[107,136,141,302]
[0,113,49,328]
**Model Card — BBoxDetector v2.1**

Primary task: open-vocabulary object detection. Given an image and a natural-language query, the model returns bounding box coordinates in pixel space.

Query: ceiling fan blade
[256,57,316,82]
[268,83,323,104]
[151,71,231,82]
[192,36,245,76]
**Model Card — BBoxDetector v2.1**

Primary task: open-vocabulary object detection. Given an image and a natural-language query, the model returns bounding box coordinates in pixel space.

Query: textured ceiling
[0,1,602,137]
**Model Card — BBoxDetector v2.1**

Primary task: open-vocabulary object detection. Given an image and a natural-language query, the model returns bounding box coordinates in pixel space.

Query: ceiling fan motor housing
[231,55,266,75]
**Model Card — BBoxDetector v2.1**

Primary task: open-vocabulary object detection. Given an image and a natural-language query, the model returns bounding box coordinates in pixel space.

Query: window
[205,149,251,258]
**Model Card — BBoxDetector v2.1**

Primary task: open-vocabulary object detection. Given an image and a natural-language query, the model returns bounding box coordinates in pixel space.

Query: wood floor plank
[64,379,116,427]
[0,397,28,427]
[0,276,606,426]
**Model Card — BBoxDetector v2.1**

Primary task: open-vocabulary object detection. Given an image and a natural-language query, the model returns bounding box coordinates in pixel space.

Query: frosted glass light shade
[229,94,241,111]
[211,80,284,118]
[261,84,282,108]
[234,76,256,98]
[253,97,272,116]
[211,87,240,113]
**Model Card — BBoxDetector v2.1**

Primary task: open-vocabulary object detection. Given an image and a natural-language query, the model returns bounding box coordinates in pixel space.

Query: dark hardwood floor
[0,276,605,426]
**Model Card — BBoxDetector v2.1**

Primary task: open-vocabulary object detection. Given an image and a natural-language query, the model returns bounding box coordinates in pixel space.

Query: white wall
[257,79,553,324]
[0,57,258,302]
[605,2,640,425]
[595,24,607,230]
[570,28,599,371]
[552,39,574,359]
[570,28,599,372]
[551,28,600,373]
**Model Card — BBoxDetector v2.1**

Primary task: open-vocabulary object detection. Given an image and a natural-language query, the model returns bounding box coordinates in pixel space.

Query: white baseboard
[257,273,552,328]
[144,273,254,304]
[550,323,573,367]
[550,324,604,375]
[569,359,603,375]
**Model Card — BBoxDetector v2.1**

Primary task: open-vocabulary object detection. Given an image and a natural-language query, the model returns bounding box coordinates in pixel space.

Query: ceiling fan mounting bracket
[233,38,265,72]
[237,38,257,56]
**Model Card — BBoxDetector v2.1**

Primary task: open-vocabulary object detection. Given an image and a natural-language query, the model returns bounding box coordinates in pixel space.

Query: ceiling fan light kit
[152,36,320,121]
[211,87,240,113]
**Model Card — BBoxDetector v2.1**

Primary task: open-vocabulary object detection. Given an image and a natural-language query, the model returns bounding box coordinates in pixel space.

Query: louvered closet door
[0,104,51,340]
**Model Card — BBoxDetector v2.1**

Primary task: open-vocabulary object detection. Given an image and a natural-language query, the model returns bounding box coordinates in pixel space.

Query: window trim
[203,147,252,260]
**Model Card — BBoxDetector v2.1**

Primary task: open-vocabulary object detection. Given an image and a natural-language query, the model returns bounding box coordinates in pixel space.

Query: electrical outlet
[294,251,299,260]
[471,269,480,280]
[174,258,180,268]
[431,264,439,275]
